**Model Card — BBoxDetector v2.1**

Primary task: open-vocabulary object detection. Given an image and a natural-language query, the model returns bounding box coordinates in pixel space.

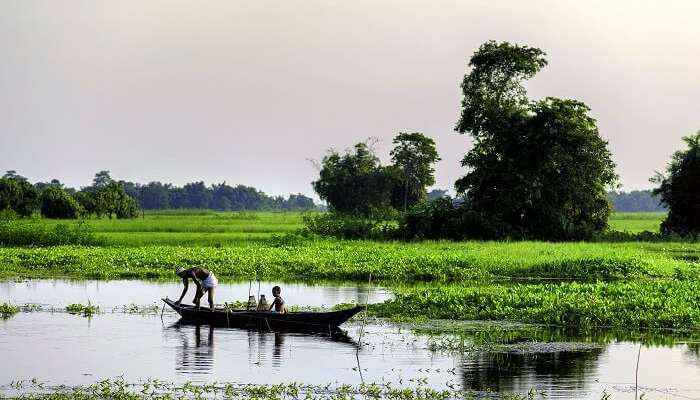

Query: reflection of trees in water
[460,348,604,393]
[683,342,700,366]
[454,326,700,394]
[173,324,215,375]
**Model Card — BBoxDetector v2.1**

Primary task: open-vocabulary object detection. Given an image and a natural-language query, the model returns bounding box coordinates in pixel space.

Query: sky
[1,0,698,199]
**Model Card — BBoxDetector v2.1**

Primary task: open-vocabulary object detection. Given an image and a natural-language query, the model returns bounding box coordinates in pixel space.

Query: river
[1,279,699,399]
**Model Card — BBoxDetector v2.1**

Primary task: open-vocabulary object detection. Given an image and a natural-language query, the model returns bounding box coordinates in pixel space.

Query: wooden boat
[162,298,364,333]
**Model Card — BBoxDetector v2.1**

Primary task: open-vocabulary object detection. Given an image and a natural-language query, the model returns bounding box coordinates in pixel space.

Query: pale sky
[1,0,698,198]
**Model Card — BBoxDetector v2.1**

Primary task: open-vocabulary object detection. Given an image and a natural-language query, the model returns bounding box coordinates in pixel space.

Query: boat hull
[162,298,363,333]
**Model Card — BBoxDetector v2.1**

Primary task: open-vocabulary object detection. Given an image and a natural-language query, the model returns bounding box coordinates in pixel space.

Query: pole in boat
[247,279,253,310]
[256,266,261,308]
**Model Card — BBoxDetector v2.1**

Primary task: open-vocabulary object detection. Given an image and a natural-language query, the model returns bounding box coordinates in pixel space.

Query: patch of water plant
[1,302,19,319]
[2,377,633,400]
[116,303,161,314]
[0,303,44,319]
[65,303,99,317]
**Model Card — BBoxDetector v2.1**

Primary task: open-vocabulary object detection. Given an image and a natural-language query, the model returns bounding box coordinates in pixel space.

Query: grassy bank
[375,280,700,329]
[0,240,697,281]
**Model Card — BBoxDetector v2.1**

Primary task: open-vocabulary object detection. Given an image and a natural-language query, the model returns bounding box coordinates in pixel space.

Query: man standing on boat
[174,266,217,311]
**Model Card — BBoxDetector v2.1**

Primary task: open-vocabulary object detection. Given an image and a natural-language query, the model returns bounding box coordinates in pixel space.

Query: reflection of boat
[162,298,363,334]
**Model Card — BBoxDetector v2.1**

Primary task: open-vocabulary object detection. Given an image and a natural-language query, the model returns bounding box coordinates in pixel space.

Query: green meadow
[16,210,665,246]
[606,211,667,233]
[24,211,309,246]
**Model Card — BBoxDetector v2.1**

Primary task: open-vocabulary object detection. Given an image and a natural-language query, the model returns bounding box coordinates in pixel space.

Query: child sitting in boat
[269,286,287,314]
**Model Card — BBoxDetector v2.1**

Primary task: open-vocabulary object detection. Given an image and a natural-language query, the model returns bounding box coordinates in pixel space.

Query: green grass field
[21,210,667,246]
[32,211,309,245]
[607,212,666,233]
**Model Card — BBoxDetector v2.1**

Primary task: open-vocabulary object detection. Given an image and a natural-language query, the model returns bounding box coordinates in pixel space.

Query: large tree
[40,186,81,219]
[652,131,700,237]
[455,41,617,240]
[312,142,397,217]
[0,177,39,217]
[390,132,441,212]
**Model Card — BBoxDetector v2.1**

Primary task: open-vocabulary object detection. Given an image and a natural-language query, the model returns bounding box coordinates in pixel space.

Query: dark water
[2,280,700,399]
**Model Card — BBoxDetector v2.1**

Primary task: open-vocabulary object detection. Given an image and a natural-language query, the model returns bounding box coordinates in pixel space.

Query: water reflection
[273,333,285,368]
[166,321,355,377]
[460,348,604,393]
[171,324,215,375]
[4,278,700,399]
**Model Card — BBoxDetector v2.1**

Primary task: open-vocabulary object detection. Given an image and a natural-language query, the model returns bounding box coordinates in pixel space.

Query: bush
[0,208,18,221]
[302,213,396,240]
[399,198,510,240]
[0,219,99,246]
[40,187,81,219]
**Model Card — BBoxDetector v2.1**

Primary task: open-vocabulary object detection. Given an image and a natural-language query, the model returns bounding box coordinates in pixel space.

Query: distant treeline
[607,190,665,212]
[0,170,317,219]
[120,179,316,211]
[428,189,665,213]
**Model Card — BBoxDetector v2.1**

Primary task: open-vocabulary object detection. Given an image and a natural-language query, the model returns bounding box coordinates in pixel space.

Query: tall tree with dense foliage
[39,186,81,219]
[0,177,39,217]
[73,172,139,218]
[652,131,700,237]
[390,132,441,211]
[454,41,617,240]
[91,170,113,189]
[98,181,139,219]
[312,142,398,217]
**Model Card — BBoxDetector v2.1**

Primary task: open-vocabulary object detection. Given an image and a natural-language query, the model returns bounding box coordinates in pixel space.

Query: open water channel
[1,279,700,399]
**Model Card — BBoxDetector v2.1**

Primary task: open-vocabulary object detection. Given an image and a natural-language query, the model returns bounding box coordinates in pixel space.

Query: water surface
[2,279,700,399]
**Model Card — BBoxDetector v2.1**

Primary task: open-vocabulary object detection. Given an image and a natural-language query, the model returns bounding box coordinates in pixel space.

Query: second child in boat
[269,285,288,314]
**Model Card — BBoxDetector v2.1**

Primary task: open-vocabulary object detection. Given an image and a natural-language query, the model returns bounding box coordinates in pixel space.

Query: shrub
[40,187,81,219]
[0,208,18,221]
[399,198,510,240]
[302,213,396,240]
[0,219,99,246]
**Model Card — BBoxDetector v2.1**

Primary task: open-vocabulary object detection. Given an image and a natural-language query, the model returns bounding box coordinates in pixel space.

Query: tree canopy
[653,131,700,237]
[0,177,38,217]
[39,186,81,219]
[390,132,441,211]
[311,133,441,218]
[453,41,617,240]
[312,142,398,217]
